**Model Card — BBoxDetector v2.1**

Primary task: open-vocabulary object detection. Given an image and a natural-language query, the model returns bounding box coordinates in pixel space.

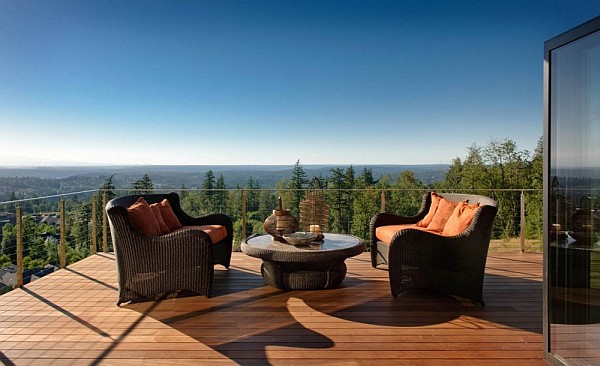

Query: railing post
[91,195,97,254]
[102,193,108,253]
[380,191,386,213]
[241,190,247,244]
[520,191,526,253]
[16,205,23,288]
[60,199,66,268]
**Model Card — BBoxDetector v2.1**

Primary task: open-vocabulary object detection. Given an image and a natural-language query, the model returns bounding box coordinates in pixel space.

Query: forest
[0,138,543,278]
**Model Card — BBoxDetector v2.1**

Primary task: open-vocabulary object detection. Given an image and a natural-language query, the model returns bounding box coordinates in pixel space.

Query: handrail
[0,187,543,294]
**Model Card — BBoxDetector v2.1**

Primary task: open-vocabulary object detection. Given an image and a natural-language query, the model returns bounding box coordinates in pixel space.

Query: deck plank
[0,251,544,365]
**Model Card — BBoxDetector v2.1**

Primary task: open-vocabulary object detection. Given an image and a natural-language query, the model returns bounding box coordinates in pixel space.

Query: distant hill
[0,164,449,201]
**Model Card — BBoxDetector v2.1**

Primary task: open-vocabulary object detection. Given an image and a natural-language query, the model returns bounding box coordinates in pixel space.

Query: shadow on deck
[0,252,544,365]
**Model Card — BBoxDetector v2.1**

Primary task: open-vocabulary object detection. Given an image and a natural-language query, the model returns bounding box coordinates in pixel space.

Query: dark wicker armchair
[370,192,497,306]
[106,192,233,305]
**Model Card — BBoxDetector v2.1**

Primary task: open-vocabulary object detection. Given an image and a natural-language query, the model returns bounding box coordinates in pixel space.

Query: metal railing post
[102,193,108,253]
[380,191,386,213]
[241,190,247,243]
[16,205,23,288]
[91,195,97,254]
[60,199,66,268]
[520,191,526,253]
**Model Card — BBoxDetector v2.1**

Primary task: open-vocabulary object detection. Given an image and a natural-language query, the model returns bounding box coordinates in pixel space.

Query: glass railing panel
[0,187,542,295]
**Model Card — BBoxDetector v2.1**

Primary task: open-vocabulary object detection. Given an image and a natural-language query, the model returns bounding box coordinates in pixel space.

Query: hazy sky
[0,0,599,166]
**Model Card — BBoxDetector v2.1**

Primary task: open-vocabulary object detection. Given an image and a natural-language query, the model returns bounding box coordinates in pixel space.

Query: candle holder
[299,177,329,240]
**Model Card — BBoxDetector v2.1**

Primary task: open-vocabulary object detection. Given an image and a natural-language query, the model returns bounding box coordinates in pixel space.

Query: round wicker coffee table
[241,233,365,290]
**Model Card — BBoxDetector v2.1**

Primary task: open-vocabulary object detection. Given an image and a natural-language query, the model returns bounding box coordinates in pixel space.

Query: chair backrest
[106,192,178,210]
[436,193,497,208]
[106,192,192,224]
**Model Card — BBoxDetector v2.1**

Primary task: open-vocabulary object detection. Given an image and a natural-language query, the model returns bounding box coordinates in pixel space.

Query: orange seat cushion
[442,201,480,236]
[127,197,162,236]
[426,198,459,233]
[158,199,183,231]
[172,225,228,244]
[375,224,432,245]
[150,203,170,235]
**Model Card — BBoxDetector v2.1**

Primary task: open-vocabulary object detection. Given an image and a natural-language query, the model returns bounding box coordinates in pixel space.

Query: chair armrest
[370,212,421,228]
[370,212,421,245]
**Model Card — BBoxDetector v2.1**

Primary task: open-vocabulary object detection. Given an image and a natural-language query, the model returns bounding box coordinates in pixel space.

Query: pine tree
[288,160,308,217]
[327,168,346,233]
[359,167,375,186]
[130,174,154,194]
[201,170,216,212]
[215,174,227,213]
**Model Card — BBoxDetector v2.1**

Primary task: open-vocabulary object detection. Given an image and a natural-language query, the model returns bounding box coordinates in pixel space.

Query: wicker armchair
[370,192,497,306]
[106,192,233,305]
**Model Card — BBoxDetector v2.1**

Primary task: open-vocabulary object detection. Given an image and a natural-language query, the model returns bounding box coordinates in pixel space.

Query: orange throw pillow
[150,203,170,235]
[426,197,458,233]
[442,201,480,236]
[127,197,161,236]
[417,192,442,228]
[159,199,183,231]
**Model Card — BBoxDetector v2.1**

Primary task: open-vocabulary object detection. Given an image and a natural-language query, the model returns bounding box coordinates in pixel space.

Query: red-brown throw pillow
[426,197,458,233]
[417,192,442,228]
[127,197,162,236]
[150,203,170,235]
[442,201,480,236]
[158,199,183,231]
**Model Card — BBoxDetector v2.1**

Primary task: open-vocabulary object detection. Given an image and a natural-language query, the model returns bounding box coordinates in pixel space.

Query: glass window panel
[549,29,600,364]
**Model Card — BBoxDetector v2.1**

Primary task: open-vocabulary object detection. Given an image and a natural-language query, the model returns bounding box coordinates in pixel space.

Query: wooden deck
[0,252,544,365]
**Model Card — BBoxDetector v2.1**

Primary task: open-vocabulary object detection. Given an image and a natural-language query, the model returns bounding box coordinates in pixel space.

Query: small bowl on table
[282,232,318,246]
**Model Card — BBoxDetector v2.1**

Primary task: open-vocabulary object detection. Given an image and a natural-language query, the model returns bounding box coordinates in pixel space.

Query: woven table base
[261,260,347,290]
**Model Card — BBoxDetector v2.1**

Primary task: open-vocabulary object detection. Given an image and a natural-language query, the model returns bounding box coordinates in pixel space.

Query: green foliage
[22,256,44,269]
[288,160,308,217]
[1,223,16,259]
[215,174,228,214]
[130,174,154,194]
[350,183,380,244]
[386,171,425,216]
[0,139,543,268]
[0,253,11,267]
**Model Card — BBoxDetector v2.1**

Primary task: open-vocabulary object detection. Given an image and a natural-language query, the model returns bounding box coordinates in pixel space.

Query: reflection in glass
[549,29,600,364]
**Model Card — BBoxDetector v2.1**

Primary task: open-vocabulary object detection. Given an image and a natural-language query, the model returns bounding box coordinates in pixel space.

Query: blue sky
[0,0,599,166]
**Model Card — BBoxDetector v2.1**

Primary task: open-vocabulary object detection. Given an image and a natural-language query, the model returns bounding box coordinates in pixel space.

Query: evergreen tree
[288,160,308,217]
[327,168,346,233]
[258,190,277,221]
[1,223,16,260]
[130,174,154,194]
[443,158,463,189]
[245,177,260,213]
[388,171,425,217]
[201,170,217,213]
[350,178,380,242]
[180,184,189,201]
[215,174,228,214]
[526,138,543,240]
[202,170,216,190]
[100,174,117,200]
[343,166,356,233]
[359,167,375,186]
[68,201,92,255]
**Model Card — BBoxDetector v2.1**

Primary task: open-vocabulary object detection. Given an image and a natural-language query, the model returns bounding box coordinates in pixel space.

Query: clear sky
[0,0,599,166]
